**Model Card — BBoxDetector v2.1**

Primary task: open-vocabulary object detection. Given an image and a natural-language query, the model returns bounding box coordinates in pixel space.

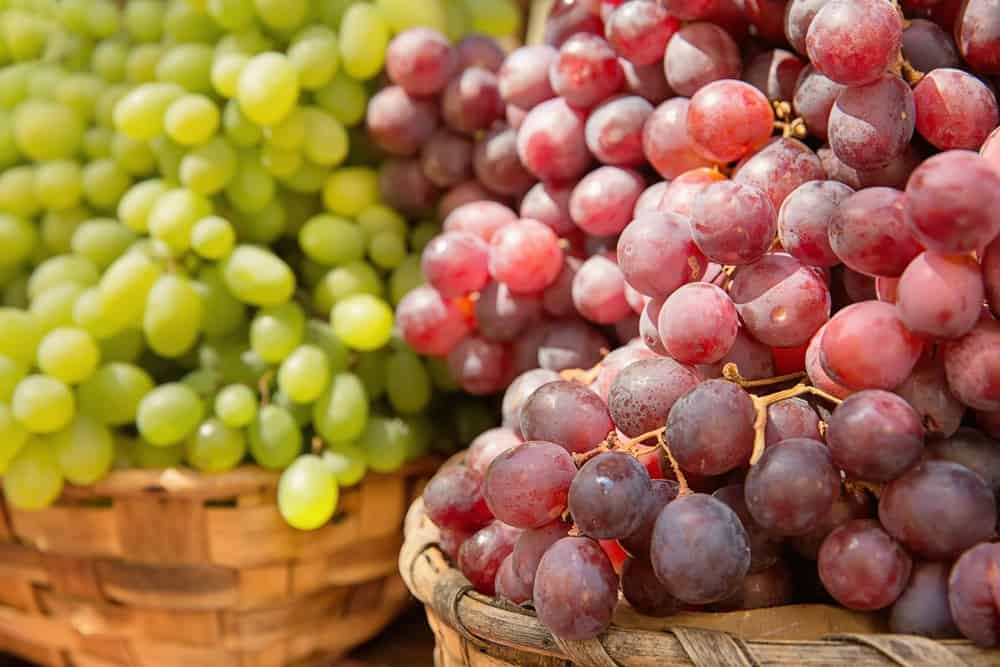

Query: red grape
[569,166,645,236]
[913,68,1000,150]
[385,28,458,97]
[443,201,516,241]
[421,230,490,298]
[617,211,708,301]
[379,159,440,217]
[956,0,1000,75]
[424,465,493,533]
[927,427,1000,494]
[639,297,667,355]
[818,519,912,610]
[690,181,777,265]
[620,478,679,558]
[608,357,701,437]
[498,45,557,109]
[605,0,679,65]
[663,23,742,97]
[456,35,506,72]
[473,124,535,198]
[986,235,1000,316]
[488,220,563,295]
[467,427,523,476]
[666,379,755,475]
[537,320,608,371]
[396,285,472,356]
[572,255,633,324]
[662,0,717,21]
[570,451,652,539]
[643,98,714,179]
[657,283,739,364]
[712,562,796,611]
[784,0,832,55]
[520,182,575,237]
[541,257,581,318]
[790,486,874,559]
[806,0,903,86]
[501,368,560,436]
[621,556,683,616]
[520,380,614,454]
[366,86,439,156]
[549,33,624,109]
[475,282,542,342]
[439,181,504,219]
[659,167,727,216]
[621,59,674,104]
[828,187,923,277]
[634,181,669,216]
[827,390,924,482]
[534,537,619,640]
[442,67,504,135]
[901,19,962,72]
[585,95,653,166]
[458,521,520,595]
[516,98,592,184]
[948,542,1000,646]
[792,65,845,142]
[420,129,473,188]
[687,80,775,164]
[495,554,531,604]
[698,329,777,381]
[897,252,984,339]
[895,354,965,437]
[805,322,853,399]
[511,519,572,593]
[778,179,853,267]
[943,318,1000,411]
[484,441,578,529]
[737,260,831,348]
[733,138,826,210]
[765,397,822,445]
[743,49,806,102]
[828,74,915,171]
[447,336,510,396]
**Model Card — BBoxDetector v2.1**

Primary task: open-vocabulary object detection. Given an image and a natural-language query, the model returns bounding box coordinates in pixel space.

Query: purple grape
[608,357,700,438]
[534,537,619,640]
[569,451,652,540]
[520,380,614,454]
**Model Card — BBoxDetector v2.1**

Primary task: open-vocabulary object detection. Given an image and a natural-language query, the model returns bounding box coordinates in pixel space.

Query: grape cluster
[416,0,1000,648]
[0,1,524,529]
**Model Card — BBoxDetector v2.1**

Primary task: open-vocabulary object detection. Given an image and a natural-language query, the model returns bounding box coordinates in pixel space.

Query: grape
[250,303,304,364]
[71,220,137,270]
[473,125,535,198]
[666,380,755,475]
[585,96,653,167]
[483,441,577,529]
[29,255,99,301]
[455,34,506,72]
[466,427,522,476]
[949,542,1000,646]
[986,236,1000,316]
[520,183,574,237]
[897,252,984,340]
[385,28,456,97]
[520,380,613,454]
[421,231,489,299]
[458,521,520,596]
[143,275,202,359]
[944,319,1000,411]
[136,383,203,447]
[278,454,338,531]
[765,398,822,446]
[904,150,1000,254]
[313,373,368,445]
[806,0,902,86]
[77,363,153,426]
[510,519,570,591]
[820,301,922,391]
[901,19,961,72]
[687,81,774,165]
[663,23,741,97]
[185,418,246,473]
[914,69,999,151]
[51,415,113,486]
[890,562,960,638]
[534,537,619,639]
[424,465,493,534]
[443,201,517,242]
[13,100,84,162]
[609,358,700,438]
[605,0,678,66]
[710,484,784,574]
[544,0,604,47]
[828,187,922,278]
[495,554,531,604]
[549,34,623,109]
[498,45,557,110]
[651,493,751,604]
[880,461,996,560]
[214,385,256,428]
[827,390,924,482]
[446,336,509,396]
[956,0,1000,75]
[895,356,965,438]
[778,180,853,267]
[690,181,777,265]
[366,86,438,157]
[658,284,738,365]
[634,182,669,216]
[420,129,472,189]
[488,220,563,295]
[785,0,831,55]
[222,245,295,307]
[743,49,806,103]
[476,282,542,342]
[36,327,99,385]
[571,255,632,325]
[621,556,683,616]
[818,519,911,611]
[699,329,777,381]
[734,138,826,211]
[569,167,644,236]
[618,214,706,304]
[570,451,652,540]
[12,373,75,435]
[4,437,64,510]
[643,98,714,180]
[516,98,591,184]
[790,66,844,143]
[331,294,393,352]
[442,67,504,135]
[396,286,471,357]
[0,309,42,366]
[590,345,657,403]
[829,74,915,171]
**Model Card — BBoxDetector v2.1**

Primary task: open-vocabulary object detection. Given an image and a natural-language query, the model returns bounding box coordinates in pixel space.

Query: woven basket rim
[400,496,1000,667]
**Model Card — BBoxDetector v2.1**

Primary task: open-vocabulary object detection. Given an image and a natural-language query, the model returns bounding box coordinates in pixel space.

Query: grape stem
[560,360,604,385]
[845,478,885,499]
[771,101,808,140]
[723,362,805,388]
[311,436,325,455]
[257,370,274,407]
[656,431,690,496]
[748,382,844,465]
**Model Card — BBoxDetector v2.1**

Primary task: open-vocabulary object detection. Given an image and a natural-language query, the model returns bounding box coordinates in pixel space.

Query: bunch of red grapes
[405,0,1000,648]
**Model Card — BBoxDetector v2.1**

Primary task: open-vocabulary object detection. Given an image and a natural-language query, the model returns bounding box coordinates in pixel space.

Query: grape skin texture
[805,0,902,86]
[733,256,831,348]
[569,166,645,236]
[827,390,924,482]
[520,380,613,454]
[458,521,520,596]
[501,369,560,436]
[511,519,571,593]
[663,23,741,97]
[446,336,509,397]
[879,461,997,560]
[605,0,678,66]
[571,255,632,325]
[690,181,777,266]
[820,301,922,391]
[642,98,714,180]
[423,465,492,533]
[828,75,915,171]
[498,45,557,110]
[765,397,821,446]
[396,286,471,357]
[948,542,1000,647]
[516,98,591,184]
[733,138,826,210]
[548,34,623,110]
[534,537,619,640]
[687,81,774,164]
[584,95,652,166]
[621,556,683,616]
[956,0,1000,75]
[617,211,707,301]
[569,451,652,540]
[488,220,563,295]
[890,562,960,638]
[829,186,923,279]
[651,493,751,604]
[896,252,984,340]
[792,66,844,142]
[818,519,912,611]
[943,319,1000,412]
[483,441,577,529]
[913,69,999,151]
[495,554,531,604]
[778,180,853,267]
[658,284,738,365]
[667,380,755,476]
[620,478,679,558]
[608,358,700,438]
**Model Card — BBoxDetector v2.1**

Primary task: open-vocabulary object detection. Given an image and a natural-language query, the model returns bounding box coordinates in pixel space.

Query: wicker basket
[400,496,1000,667]
[0,457,439,667]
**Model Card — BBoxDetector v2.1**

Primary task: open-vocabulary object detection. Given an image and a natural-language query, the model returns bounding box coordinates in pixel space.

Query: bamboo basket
[400,496,1000,667]
[0,457,439,667]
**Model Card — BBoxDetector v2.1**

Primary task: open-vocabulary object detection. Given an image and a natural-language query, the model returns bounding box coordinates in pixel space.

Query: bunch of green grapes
[0,0,515,530]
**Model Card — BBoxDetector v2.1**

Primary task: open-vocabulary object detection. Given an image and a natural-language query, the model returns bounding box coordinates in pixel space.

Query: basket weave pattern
[0,458,439,667]
[400,497,1000,667]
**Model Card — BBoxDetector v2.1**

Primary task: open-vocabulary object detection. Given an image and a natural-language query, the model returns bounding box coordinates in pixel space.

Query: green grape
[0,111,20,169]
[320,443,366,486]
[301,107,348,167]
[288,25,339,90]
[355,350,386,400]
[52,415,113,485]
[165,0,224,43]
[222,245,295,307]
[264,108,305,150]
[34,161,83,212]
[0,65,31,110]
[83,126,113,159]
[28,255,99,301]
[92,39,128,83]
[185,417,246,472]
[272,390,312,427]
[0,308,43,366]
[211,52,248,99]
[194,265,247,338]
[12,374,75,434]
[97,328,145,364]
[339,3,390,80]
[28,64,68,102]
[144,274,202,358]
[368,231,407,270]
[356,416,407,473]
[111,133,157,176]
[147,187,213,254]
[81,158,131,210]
[248,404,302,469]
[96,84,131,129]
[54,74,103,124]
[304,320,350,374]
[180,137,238,195]
[322,167,378,217]
[0,402,29,462]
[216,29,275,56]
[331,294,394,351]
[125,0,166,43]
[376,0,449,33]
[207,0,255,32]
[260,144,302,178]
[386,349,432,415]
[30,284,85,333]
[254,0,309,32]
[164,94,220,146]
[427,356,459,392]
[37,327,99,385]
[99,251,163,330]
[313,372,368,444]
[317,0,355,29]
[41,208,89,256]
[237,52,299,127]
[277,345,330,403]
[278,454,338,530]
[127,44,165,83]
[281,161,329,194]
[0,165,41,218]
[118,179,168,233]
[225,152,275,213]
[314,72,367,127]
[0,355,26,402]
[214,384,257,427]
[88,0,122,39]
[156,43,214,94]
[73,287,128,339]
[131,438,184,468]
[71,219,136,270]
[389,255,424,305]
[279,190,321,238]
[250,302,304,363]
[151,136,185,182]
[0,214,36,268]
[410,220,442,253]
[357,204,406,241]
[191,216,235,260]
[400,413,433,460]
[4,436,64,510]
[239,196,288,243]
[313,261,382,314]
[76,362,153,426]
[222,99,262,147]
[112,82,184,141]
[298,214,364,267]
[1,11,49,62]
[181,367,221,401]
[137,382,204,447]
